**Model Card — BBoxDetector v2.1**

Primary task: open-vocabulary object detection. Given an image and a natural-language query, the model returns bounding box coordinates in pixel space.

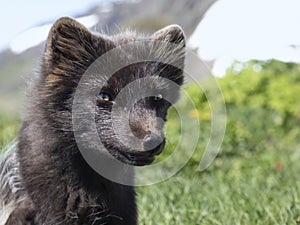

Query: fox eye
[97,92,111,102]
[153,94,163,101]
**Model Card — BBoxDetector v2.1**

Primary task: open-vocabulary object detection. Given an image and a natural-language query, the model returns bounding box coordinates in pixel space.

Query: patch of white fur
[0,201,14,225]
[0,141,22,192]
[0,141,24,224]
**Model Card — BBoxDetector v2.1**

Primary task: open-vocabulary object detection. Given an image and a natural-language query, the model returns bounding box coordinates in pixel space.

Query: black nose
[143,134,165,155]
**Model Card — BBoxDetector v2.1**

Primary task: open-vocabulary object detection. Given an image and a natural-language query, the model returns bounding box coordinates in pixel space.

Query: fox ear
[152,25,185,85]
[43,17,112,78]
[44,17,93,70]
[152,25,185,47]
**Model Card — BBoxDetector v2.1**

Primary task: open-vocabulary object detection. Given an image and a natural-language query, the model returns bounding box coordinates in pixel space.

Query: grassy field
[138,144,300,225]
[1,60,300,224]
[1,112,299,225]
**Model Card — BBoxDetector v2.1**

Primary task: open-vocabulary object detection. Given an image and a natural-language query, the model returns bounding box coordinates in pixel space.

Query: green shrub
[162,60,300,162]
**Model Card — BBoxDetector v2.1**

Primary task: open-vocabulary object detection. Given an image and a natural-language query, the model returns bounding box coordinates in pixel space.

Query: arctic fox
[0,17,185,225]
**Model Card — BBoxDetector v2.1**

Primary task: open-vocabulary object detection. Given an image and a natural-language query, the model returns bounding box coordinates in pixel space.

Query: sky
[0,0,106,50]
[189,0,300,76]
[1,0,300,76]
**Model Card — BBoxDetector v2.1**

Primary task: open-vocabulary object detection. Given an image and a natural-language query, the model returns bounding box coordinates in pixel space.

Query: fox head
[35,17,185,166]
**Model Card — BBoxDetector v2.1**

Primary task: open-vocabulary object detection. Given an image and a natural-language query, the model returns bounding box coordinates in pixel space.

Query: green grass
[0,112,20,152]
[137,147,300,225]
[0,109,299,225]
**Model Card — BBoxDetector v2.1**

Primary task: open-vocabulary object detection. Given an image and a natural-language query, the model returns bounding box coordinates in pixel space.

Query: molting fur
[0,17,185,225]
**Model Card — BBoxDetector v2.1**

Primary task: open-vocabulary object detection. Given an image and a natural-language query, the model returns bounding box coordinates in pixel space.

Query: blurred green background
[139,59,300,225]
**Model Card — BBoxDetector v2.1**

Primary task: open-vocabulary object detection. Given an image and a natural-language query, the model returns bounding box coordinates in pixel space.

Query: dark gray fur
[0,17,185,225]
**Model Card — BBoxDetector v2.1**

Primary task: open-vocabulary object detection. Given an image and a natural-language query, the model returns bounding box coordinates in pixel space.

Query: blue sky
[0,0,105,50]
